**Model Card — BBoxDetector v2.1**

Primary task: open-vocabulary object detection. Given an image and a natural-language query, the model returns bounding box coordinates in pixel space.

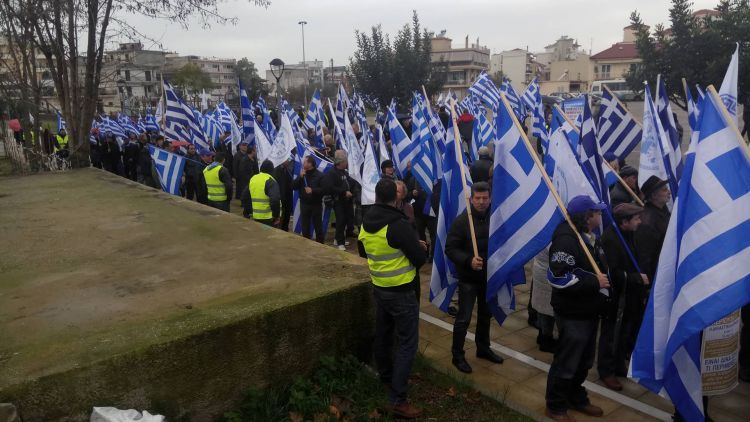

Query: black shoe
[452,357,472,373]
[538,336,557,353]
[476,349,504,364]
[740,367,750,382]
[447,306,458,317]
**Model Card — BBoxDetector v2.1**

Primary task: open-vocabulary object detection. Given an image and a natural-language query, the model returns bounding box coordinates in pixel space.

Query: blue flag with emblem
[486,94,563,324]
[149,144,186,195]
[718,43,739,127]
[630,87,750,422]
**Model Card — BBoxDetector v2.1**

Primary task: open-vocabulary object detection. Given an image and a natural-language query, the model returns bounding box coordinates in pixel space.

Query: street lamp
[116,78,129,116]
[298,20,307,106]
[269,58,285,112]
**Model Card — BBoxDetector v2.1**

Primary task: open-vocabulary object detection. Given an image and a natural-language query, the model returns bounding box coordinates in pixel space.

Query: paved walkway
[414,266,750,421]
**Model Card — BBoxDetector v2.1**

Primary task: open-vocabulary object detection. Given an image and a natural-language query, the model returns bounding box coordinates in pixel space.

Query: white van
[590,79,640,101]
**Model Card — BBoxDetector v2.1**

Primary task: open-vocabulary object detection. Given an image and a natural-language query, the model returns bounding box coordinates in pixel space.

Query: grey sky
[126,0,719,72]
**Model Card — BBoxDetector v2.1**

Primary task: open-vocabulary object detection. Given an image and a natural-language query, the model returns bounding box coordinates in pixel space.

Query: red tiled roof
[591,42,639,60]
[693,9,720,17]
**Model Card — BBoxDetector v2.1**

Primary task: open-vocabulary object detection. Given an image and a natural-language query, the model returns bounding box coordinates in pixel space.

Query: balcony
[594,73,611,80]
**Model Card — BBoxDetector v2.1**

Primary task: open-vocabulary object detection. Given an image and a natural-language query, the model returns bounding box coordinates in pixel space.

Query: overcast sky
[124,0,719,72]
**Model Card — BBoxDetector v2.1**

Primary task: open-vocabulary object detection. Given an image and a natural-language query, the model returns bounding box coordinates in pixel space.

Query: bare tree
[1,0,269,167]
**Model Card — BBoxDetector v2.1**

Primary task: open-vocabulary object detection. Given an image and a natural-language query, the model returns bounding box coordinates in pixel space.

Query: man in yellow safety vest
[242,159,281,226]
[201,151,232,212]
[357,178,427,419]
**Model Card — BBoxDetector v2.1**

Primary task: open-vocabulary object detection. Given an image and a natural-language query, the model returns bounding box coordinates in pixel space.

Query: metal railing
[2,127,71,174]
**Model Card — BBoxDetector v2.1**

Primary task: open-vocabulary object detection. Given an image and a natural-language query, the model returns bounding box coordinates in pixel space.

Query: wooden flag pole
[553,104,644,206]
[448,98,479,258]
[502,94,603,276]
[707,85,750,160]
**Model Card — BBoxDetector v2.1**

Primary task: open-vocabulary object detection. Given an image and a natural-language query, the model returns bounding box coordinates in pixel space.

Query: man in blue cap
[545,195,610,422]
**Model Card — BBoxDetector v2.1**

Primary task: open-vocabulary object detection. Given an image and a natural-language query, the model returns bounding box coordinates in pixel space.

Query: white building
[489,49,537,93]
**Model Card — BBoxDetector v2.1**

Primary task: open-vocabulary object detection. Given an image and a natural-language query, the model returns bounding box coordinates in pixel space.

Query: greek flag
[429,113,469,311]
[163,80,209,151]
[201,113,223,147]
[545,124,598,204]
[144,113,160,133]
[282,97,305,137]
[656,76,683,196]
[57,111,66,132]
[387,107,417,179]
[239,81,255,146]
[304,88,326,148]
[411,94,435,197]
[468,72,502,111]
[344,106,364,185]
[256,97,277,139]
[550,106,580,150]
[99,116,127,139]
[578,97,611,205]
[523,78,550,152]
[360,135,380,206]
[486,94,563,324]
[597,86,642,158]
[639,84,671,190]
[335,84,350,131]
[630,88,750,422]
[718,43,739,126]
[471,106,494,162]
[292,139,334,236]
[148,144,186,195]
[118,114,140,136]
[501,79,525,119]
[376,123,391,164]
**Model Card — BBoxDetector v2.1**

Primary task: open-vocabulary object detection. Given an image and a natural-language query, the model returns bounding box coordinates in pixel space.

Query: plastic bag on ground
[90,407,164,422]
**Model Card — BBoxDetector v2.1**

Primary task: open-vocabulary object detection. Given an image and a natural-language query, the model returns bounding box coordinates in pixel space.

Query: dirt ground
[0,168,369,389]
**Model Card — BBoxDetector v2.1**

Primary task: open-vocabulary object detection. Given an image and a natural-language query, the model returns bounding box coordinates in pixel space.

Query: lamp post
[269,58,285,114]
[298,20,307,106]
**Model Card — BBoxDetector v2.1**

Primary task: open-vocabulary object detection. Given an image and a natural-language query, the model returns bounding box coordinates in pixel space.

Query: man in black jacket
[598,203,647,391]
[274,159,294,231]
[357,178,427,419]
[469,146,493,183]
[445,182,504,374]
[322,150,355,250]
[293,156,325,243]
[634,176,671,280]
[122,134,139,181]
[182,144,203,200]
[545,195,610,422]
[136,135,155,188]
[609,165,641,207]
[233,142,258,200]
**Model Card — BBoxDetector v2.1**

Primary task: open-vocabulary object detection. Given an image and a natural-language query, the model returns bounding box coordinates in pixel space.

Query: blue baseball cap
[198,148,214,157]
[567,195,607,215]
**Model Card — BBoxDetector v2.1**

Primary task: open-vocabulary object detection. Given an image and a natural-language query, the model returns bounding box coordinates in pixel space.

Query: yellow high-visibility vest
[358,225,416,287]
[248,172,275,220]
[203,164,227,202]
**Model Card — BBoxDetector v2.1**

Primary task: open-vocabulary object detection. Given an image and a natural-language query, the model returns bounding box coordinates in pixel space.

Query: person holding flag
[446,181,505,374]
[292,156,326,243]
[634,176,671,281]
[545,195,610,421]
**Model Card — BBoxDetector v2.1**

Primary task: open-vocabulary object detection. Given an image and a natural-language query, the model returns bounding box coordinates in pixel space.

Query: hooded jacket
[357,203,427,291]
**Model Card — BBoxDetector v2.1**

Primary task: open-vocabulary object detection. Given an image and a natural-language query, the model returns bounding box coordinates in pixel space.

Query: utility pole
[298,20,308,106]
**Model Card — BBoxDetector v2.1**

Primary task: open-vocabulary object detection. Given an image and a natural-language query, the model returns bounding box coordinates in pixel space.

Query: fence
[1,126,70,174]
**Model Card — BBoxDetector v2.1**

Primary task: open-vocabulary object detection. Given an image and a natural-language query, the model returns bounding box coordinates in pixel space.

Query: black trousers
[185,179,197,201]
[452,282,492,358]
[280,200,292,232]
[123,162,137,181]
[208,200,230,212]
[301,202,324,243]
[597,317,627,378]
[546,316,598,413]
[334,200,354,245]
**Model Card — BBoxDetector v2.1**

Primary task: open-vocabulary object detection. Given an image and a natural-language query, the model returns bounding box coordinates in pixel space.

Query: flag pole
[707,85,750,160]
[448,98,479,258]
[502,94,603,276]
[553,104,643,206]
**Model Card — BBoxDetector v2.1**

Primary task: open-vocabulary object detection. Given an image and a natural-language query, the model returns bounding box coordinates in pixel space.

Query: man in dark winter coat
[357,178,427,419]
[609,165,641,207]
[469,146,493,183]
[136,135,155,187]
[292,156,326,242]
[545,195,610,422]
[101,134,121,175]
[634,176,671,280]
[598,203,647,391]
[274,160,295,231]
[233,142,258,200]
[322,150,356,250]
[182,144,203,200]
[445,182,504,374]
[121,134,140,181]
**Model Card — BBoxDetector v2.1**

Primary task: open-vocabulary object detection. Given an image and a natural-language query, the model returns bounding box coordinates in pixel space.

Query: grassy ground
[221,355,532,422]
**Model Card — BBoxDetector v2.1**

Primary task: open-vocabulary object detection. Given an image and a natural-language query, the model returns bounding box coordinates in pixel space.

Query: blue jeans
[373,286,419,405]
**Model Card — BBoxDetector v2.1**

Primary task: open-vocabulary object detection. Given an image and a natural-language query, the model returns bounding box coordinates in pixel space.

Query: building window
[126,86,132,96]
[600,64,611,79]
[145,70,151,81]
[226,65,233,70]
[145,86,151,94]
[125,70,131,81]
[213,64,219,69]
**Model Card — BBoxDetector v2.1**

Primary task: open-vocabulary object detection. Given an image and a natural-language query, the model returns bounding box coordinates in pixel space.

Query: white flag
[200,89,209,112]
[360,138,379,206]
[547,128,598,204]
[719,42,739,126]
[638,84,670,189]
[266,111,295,168]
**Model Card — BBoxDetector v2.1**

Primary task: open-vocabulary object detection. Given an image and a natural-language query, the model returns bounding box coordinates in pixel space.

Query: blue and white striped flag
[468,72,502,111]
[471,106,494,162]
[639,84,671,190]
[656,76,683,196]
[144,113,160,133]
[335,84,350,132]
[387,108,417,179]
[524,78,550,152]
[718,43,739,126]
[305,88,326,148]
[239,81,255,146]
[163,80,209,151]
[57,111,66,132]
[578,96,611,205]
[201,113,223,147]
[429,113,469,311]
[684,80,699,133]
[597,87,642,158]
[118,114,140,136]
[501,79,525,119]
[99,115,127,139]
[256,97,277,140]
[411,94,435,197]
[486,94,564,324]
[630,87,750,422]
[148,144,186,195]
